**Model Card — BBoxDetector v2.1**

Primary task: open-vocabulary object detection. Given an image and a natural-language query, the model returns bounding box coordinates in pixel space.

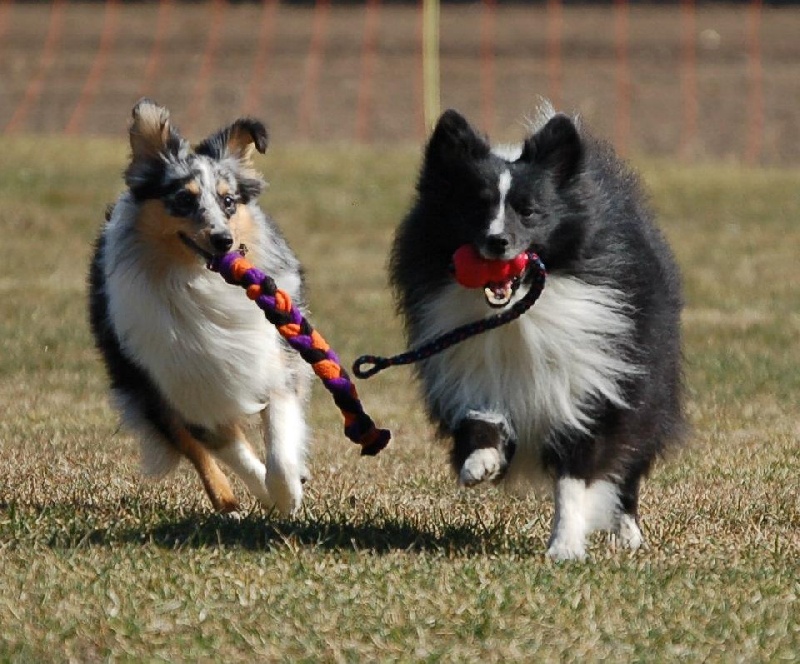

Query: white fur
[212,435,272,506]
[415,275,639,457]
[492,100,558,161]
[103,200,284,431]
[102,195,310,514]
[263,391,308,514]
[487,170,512,237]
[113,390,180,478]
[460,448,503,486]
[617,513,644,551]
[547,478,621,561]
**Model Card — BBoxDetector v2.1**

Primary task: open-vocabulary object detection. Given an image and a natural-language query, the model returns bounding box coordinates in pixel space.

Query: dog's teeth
[484,283,513,307]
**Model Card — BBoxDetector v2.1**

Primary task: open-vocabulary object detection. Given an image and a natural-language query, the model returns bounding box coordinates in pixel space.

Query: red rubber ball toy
[451,244,530,289]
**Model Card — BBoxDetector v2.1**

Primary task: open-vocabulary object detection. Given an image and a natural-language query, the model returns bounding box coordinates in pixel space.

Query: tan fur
[230,204,258,250]
[135,200,198,273]
[227,125,258,166]
[173,425,239,513]
[135,199,260,276]
[129,101,170,160]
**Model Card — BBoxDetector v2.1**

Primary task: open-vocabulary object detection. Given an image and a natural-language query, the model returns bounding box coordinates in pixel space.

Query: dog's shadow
[140,513,487,554]
[2,500,520,555]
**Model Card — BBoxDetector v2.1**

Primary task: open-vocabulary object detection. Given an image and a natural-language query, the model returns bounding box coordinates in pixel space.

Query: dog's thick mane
[390,105,684,527]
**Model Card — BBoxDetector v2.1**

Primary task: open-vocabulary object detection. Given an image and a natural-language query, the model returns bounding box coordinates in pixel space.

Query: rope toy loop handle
[352,355,390,380]
[353,252,546,380]
[207,249,390,457]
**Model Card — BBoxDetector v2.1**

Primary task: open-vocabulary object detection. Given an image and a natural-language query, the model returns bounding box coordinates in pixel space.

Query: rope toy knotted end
[207,248,391,456]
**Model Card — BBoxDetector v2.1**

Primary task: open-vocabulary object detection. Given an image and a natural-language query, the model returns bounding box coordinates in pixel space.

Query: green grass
[0,136,798,662]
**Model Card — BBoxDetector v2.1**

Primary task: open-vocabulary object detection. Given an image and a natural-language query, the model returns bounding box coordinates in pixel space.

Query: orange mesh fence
[0,0,791,164]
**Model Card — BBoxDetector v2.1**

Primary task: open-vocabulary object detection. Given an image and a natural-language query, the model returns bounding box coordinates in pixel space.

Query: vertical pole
[422,0,440,134]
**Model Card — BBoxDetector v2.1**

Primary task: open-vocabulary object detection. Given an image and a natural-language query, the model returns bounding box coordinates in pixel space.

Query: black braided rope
[353,253,546,379]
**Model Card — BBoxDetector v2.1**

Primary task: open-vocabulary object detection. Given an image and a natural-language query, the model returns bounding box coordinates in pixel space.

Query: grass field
[0,136,798,661]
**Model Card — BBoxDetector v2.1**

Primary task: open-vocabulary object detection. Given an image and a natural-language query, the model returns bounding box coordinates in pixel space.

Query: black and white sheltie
[390,105,685,560]
[89,99,311,515]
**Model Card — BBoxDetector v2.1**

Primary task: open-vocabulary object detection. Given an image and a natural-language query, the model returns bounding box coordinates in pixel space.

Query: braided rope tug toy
[207,249,391,456]
[353,244,546,379]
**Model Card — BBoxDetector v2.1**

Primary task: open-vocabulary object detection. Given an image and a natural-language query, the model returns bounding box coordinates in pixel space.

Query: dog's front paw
[265,466,304,515]
[546,537,588,562]
[616,513,644,551]
[459,448,503,486]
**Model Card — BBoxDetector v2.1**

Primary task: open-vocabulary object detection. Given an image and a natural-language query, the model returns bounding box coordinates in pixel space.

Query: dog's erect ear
[195,119,269,203]
[195,118,269,166]
[425,109,491,167]
[519,114,583,188]
[129,98,182,161]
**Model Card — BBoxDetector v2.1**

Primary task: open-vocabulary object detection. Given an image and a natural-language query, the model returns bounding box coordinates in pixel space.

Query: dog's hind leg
[172,424,240,514]
[261,389,308,515]
[202,423,273,509]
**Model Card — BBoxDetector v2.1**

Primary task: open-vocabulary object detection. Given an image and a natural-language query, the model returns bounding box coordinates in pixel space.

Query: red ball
[452,244,530,289]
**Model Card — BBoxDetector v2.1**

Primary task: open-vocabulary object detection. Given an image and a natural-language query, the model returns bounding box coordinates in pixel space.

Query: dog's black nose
[210,232,234,253]
[485,234,509,257]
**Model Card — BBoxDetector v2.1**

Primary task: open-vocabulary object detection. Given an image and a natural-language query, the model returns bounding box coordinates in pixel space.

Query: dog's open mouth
[484,277,521,308]
[178,232,213,261]
[451,244,532,309]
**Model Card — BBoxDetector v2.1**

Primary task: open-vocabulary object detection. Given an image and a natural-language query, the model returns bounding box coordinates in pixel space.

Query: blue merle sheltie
[89,99,311,515]
[390,105,685,560]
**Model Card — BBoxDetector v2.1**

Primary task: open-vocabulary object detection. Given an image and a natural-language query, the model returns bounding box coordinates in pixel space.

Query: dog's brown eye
[222,194,237,215]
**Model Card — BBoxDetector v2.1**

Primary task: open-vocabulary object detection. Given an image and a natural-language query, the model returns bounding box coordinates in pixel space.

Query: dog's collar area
[353,252,546,380]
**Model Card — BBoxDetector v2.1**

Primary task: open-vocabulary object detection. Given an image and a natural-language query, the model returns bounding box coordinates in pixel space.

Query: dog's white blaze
[488,169,512,237]
[547,478,621,560]
[195,159,230,230]
[104,199,285,430]
[414,274,638,454]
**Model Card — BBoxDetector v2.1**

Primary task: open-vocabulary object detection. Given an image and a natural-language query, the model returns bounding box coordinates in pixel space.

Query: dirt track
[1,2,798,163]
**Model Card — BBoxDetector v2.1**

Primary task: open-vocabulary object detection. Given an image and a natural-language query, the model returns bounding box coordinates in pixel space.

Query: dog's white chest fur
[414,275,638,451]
[105,256,281,429]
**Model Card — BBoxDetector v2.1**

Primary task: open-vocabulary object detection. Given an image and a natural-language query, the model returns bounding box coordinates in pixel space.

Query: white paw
[617,513,644,550]
[459,448,503,487]
[225,510,243,522]
[265,466,304,515]
[546,538,588,562]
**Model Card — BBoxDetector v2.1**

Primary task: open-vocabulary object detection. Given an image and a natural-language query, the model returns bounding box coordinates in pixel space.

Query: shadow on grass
[0,501,535,556]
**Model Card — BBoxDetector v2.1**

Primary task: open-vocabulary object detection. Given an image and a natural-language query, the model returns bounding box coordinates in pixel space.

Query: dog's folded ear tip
[244,119,269,153]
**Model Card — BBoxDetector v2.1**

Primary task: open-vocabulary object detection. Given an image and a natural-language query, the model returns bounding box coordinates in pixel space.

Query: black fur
[390,109,685,553]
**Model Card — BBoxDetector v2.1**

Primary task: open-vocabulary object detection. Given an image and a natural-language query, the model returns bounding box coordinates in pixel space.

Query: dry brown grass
[0,137,797,661]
